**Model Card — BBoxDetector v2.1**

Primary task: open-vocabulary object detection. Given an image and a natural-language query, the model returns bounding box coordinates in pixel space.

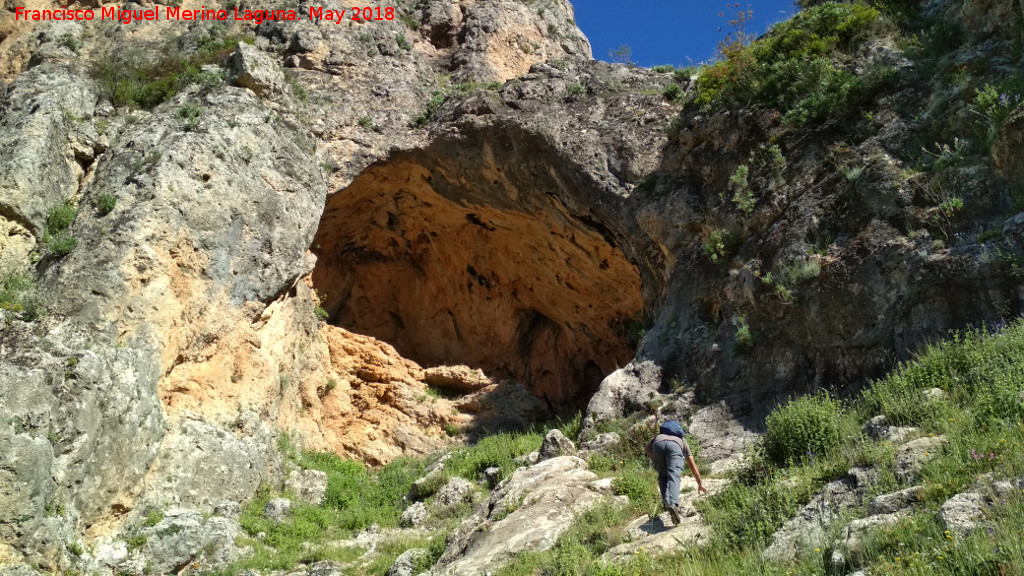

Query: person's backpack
[659,420,686,439]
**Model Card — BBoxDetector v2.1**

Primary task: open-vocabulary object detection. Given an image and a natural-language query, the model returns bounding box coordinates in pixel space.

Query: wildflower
[814,548,820,552]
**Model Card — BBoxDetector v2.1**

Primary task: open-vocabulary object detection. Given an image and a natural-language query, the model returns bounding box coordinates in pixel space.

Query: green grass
[41,202,78,257]
[496,320,1024,575]
[0,270,44,321]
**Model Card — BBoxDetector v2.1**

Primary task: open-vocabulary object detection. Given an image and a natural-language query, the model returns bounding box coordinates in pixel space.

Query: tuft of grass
[95,193,117,216]
[0,270,44,321]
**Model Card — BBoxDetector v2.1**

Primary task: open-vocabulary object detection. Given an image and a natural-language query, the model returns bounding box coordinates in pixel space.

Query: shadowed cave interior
[310,132,644,411]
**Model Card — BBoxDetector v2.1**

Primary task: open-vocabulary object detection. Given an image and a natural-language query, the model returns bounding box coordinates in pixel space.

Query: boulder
[423,365,492,393]
[400,502,429,528]
[863,415,917,443]
[434,477,476,509]
[894,436,946,483]
[430,457,610,575]
[839,511,908,550]
[940,492,986,534]
[584,361,662,426]
[285,469,329,505]
[763,480,859,563]
[229,42,286,97]
[538,429,576,461]
[385,548,429,576]
[264,498,292,522]
[869,485,923,515]
[580,432,621,453]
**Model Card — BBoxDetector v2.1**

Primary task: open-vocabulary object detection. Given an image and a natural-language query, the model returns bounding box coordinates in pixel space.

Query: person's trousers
[651,440,685,507]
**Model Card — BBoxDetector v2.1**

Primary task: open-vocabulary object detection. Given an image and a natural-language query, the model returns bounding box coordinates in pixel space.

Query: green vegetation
[178,103,202,131]
[42,202,78,257]
[662,82,684,102]
[729,164,753,213]
[411,91,445,128]
[494,321,1024,575]
[91,30,252,109]
[764,393,842,465]
[695,2,890,125]
[95,193,117,216]
[703,228,734,264]
[566,82,587,101]
[0,270,43,321]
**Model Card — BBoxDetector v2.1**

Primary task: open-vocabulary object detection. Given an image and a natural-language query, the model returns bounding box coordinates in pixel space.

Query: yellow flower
[896,557,901,561]
[814,548,820,552]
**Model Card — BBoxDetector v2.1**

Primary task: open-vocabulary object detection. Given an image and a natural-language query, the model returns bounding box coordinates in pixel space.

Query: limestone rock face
[763,480,860,563]
[430,457,611,576]
[229,42,286,98]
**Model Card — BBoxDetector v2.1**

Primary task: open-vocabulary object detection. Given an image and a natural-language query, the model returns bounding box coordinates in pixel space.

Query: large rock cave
[311,127,644,409]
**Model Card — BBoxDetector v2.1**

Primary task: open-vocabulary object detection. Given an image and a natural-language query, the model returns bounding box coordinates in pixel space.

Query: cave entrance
[310,130,643,410]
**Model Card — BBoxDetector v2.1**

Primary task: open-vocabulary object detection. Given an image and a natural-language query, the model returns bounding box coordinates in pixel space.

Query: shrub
[300,452,426,531]
[733,315,753,349]
[764,393,842,465]
[652,65,675,73]
[697,473,816,548]
[43,202,78,257]
[95,193,117,216]
[91,33,253,110]
[396,34,412,51]
[695,2,884,122]
[412,91,445,127]
[566,82,586,100]
[0,270,44,321]
[47,202,76,233]
[729,165,754,213]
[611,463,660,512]
[662,82,684,102]
[703,228,734,264]
[48,236,79,256]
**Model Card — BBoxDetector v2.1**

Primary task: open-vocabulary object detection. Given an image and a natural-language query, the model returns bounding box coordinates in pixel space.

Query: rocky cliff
[1,0,1024,573]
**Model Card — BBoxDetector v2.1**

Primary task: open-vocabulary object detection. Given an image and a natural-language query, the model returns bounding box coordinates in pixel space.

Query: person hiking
[645,419,707,524]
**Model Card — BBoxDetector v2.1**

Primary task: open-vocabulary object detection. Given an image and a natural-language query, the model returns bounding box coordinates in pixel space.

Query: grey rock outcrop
[940,492,986,534]
[838,511,907,551]
[229,42,286,97]
[286,469,329,505]
[115,508,244,575]
[895,436,946,483]
[863,415,918,443]
[763,480,860,563]
[584,361,663,426]
[538,429,576,461]
[430,457,610,576]
[399,502,428,528]
[434,477,476,510]
[264,498,292,522]
[385,547,429,576]
[869,486,923,515]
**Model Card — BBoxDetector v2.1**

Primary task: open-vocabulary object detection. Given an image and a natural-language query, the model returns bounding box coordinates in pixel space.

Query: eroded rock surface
[430,456,612,576]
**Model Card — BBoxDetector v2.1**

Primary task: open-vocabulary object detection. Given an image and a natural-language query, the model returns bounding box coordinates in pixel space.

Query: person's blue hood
[659,420,686,439]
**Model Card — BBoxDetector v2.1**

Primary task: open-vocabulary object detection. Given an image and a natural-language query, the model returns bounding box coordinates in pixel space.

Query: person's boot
[667,504,682,525]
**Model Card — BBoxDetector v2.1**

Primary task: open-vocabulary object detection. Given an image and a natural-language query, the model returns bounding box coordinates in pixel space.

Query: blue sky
[573,0,800,67]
